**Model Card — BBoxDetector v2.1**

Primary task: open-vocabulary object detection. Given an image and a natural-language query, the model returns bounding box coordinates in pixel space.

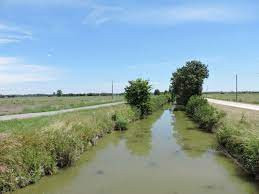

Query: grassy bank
[205,92,259,104]
[184,96,259,179]
[0,96,123,116]
[0,95,169,193]
[213,104,259,179]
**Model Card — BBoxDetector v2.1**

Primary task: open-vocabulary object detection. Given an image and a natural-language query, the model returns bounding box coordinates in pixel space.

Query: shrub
[114,118,128,131]
[125,79,152,118]
[186,96,224,132]
[186,95,207,116]
[112,112,129,131]
[217,123,259,177]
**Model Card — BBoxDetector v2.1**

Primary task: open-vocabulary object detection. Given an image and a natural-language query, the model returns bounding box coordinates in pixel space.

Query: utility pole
[236,74,238,102]
[112,80,114,101]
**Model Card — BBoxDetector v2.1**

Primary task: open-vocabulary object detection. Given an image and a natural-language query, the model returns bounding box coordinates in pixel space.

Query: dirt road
[207,98,259,111]
[0,101,125,121]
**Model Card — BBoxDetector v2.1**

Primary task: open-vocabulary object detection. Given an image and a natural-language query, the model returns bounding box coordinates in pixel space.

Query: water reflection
[124,111,163,156]
[173,111,217,158]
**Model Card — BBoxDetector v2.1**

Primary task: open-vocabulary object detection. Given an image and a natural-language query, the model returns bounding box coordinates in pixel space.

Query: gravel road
[0,101,125,121]
[207,98,259,111]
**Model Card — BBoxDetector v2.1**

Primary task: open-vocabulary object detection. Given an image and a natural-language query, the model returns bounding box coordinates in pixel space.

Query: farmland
[0,96,123,116]
[205,92,259,104]
[211,103,259,140]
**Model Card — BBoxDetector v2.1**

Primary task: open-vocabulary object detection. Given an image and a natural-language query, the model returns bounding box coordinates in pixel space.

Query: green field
[0,96,123,116]
[205,93,259,104]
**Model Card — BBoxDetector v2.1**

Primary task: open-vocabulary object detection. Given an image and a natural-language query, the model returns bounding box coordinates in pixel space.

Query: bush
[217,123,259,177]
[114,118,128,131]
[112,112,129,131]
[186,95,207,116]
[186,96,224,132]
[125,79,152,118]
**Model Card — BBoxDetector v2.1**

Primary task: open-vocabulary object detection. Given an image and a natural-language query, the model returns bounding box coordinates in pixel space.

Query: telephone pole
[112,80,114,101]
[236,74,238,102]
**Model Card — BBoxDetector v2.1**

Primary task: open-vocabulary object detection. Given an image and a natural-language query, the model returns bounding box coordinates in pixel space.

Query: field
[0,96,123,116]
[205,92,259,104]
[212,103,259,132]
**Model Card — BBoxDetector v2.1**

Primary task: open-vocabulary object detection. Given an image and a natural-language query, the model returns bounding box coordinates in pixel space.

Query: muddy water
[15,109,259,194]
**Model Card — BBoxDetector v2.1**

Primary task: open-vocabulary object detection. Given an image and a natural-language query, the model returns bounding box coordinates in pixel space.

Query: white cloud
[0,23,32,45]
[83,3,256,25]
[0,57,58,84]
[83,4,124,25]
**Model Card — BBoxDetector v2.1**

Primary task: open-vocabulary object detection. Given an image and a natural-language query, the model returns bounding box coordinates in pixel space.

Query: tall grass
[0,95,169,193]
[217,122,259,178]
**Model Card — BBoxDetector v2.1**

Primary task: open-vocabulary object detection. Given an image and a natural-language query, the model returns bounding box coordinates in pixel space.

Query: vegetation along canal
[15,108,259,194]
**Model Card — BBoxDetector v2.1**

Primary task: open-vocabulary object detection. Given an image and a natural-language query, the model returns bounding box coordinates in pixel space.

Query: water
[15,109,259,194]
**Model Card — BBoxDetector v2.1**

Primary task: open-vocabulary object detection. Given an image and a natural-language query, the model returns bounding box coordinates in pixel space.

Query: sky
[0,0,259,94]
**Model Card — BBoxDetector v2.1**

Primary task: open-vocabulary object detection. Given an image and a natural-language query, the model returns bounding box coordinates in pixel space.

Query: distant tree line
[0,92,124,98]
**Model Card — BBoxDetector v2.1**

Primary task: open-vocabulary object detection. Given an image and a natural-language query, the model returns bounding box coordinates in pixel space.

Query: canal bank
[15,109,259,194]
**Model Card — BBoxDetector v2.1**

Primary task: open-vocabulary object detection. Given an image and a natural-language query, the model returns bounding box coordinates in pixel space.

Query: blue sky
[0,0,259,94]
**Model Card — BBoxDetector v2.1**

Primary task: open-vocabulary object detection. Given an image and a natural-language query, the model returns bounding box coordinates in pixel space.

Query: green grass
[208,103,259,178]
[0,96,124,116]
[205,92,259,104]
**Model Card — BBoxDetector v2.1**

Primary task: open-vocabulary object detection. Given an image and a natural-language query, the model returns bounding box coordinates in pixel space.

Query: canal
[15,109,259,194]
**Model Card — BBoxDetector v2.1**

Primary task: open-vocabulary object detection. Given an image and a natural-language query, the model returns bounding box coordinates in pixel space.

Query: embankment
[182,95,259,179]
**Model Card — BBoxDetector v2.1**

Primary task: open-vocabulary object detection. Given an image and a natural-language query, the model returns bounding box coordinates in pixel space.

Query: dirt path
[0,102,125,121]
[207,98,259,111]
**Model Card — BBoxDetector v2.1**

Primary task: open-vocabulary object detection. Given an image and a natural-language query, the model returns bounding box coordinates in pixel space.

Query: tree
[170,60,209,105]
[56,90,63,97]
[125,79,152,117]
[154,89,161,95]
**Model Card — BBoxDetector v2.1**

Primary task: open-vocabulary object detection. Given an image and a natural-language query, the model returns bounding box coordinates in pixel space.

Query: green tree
[154,89,161,96]
[56,90,63,97]
[125,79,152,118]
[170,60,209,105]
